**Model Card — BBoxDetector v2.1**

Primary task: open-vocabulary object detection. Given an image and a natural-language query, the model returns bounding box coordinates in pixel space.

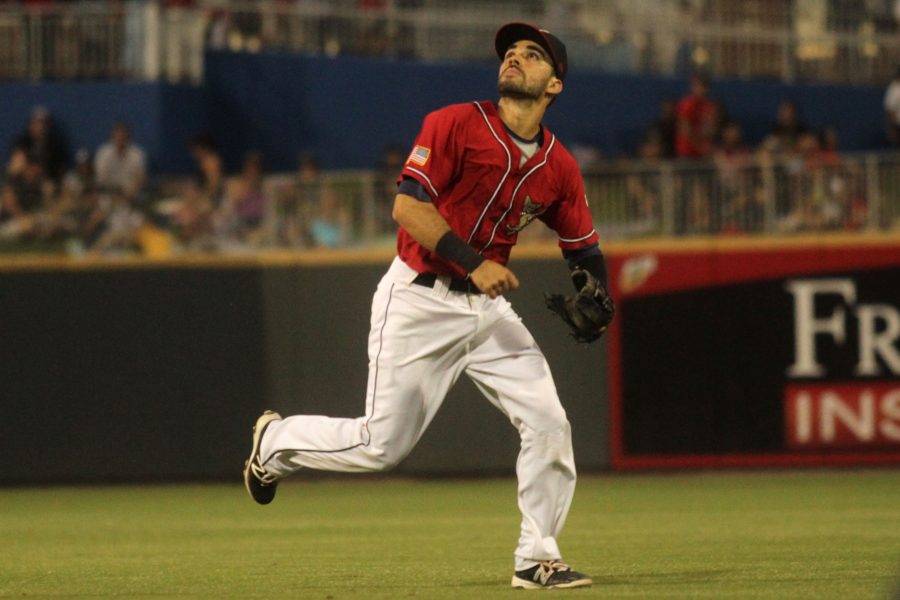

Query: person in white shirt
[884,65,900,146]
[94,123,147,199]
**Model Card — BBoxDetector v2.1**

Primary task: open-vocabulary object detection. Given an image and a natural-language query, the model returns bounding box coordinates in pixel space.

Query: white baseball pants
[259,256,577,569]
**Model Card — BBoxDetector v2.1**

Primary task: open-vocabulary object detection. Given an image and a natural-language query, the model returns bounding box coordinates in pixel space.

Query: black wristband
[571,251,608,289]
[435,231,485,274]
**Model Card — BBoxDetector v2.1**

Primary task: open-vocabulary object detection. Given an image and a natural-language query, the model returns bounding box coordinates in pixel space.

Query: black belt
[412,273,482,294]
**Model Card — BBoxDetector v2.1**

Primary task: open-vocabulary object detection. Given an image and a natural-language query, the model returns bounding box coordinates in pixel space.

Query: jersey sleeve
[539,162,600,250]
[397,107,465,202]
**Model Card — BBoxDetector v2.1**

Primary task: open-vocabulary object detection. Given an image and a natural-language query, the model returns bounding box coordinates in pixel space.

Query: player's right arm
[392,193,518,298]
[391,192,451,250]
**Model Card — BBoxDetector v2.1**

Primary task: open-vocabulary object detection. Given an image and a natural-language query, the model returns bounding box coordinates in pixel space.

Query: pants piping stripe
[262,282,395,464]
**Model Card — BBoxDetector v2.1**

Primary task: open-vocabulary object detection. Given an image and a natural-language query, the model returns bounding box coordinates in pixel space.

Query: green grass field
[1,471,898,599]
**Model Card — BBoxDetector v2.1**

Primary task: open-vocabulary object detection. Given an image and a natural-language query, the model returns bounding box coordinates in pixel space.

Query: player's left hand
[544,268,615,343]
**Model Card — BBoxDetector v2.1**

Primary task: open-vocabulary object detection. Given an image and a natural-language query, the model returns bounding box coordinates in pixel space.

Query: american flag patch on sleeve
[407,145,431,166]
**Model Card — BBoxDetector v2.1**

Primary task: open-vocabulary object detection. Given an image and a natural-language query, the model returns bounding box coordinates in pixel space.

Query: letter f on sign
[785,279,856,378]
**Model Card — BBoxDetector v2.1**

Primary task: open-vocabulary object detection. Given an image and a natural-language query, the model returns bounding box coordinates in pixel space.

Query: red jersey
[397,101,599,278]
[675,95,716,157]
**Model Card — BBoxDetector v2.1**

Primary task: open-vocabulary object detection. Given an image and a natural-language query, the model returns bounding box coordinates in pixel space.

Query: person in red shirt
[675,72,717,158]
[243,22,611,590]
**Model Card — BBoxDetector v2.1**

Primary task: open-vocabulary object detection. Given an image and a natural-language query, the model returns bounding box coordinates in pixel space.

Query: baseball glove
[544,268,615,343]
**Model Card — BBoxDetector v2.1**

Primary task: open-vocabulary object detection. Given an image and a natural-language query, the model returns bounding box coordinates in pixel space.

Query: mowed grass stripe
[0,471,897,599]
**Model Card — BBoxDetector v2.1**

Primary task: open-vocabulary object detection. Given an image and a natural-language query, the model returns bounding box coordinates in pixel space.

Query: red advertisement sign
[785,383,900,449]
[607,237,900,469]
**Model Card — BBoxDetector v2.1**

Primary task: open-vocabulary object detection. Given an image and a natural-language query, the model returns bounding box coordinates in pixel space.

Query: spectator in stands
[278,152,348,248]
[778,194,828,233]
[731,186,768,234]
[813,128,867,230]
[649,98,678,158]
[713,122,751,174]
[173,133,226,247]
[636,129,665,160]
[94,122,147,201]
[675,72,717,158]
[818,128,842,168]
[682,178,714,234]
[62,148,95,200]
[796,131,827,169]
[87,192,145,256]
[10,106,68,183]
[762,100,808,155]
[215,150,271,247]
[0,152,53,241]
[188,133,222,192]
[310,188,350,248]
[710,99,732,147]
[624,183,662,236]
[884,65,900,146]
[778,131,844,232]
[59,148,106,249]
[616,130,668,235]
[276,152,313,247]
[713,122,761,233]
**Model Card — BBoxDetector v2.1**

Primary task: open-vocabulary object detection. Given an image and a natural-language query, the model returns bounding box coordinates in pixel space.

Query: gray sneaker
[242,410,282,505]
[511,560,593,590]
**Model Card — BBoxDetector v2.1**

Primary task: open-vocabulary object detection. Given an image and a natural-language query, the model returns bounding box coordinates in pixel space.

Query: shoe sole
[242,410,282,504]
[511,575,593,590]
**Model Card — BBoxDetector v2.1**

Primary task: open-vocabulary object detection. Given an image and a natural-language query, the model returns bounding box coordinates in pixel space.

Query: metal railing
[0,2,205,82]
[0,0,898,84]
[164,151,900,253]
[581,152,900,240]
[1,152,897,256]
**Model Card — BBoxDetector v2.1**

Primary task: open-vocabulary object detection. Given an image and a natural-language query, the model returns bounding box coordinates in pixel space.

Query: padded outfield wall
[0,236,898,484]
[0,249,609,484]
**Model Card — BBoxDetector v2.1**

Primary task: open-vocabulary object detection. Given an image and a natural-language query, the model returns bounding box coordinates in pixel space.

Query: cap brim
[495,22,562,78]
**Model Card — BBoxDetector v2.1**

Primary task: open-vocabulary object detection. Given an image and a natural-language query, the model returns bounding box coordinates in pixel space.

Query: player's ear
[547,77,562,96]
[545,77,563,102]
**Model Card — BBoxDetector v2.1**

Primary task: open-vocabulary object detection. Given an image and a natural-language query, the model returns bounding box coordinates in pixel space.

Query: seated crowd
[615,73,881,235]
[0,109,401,256]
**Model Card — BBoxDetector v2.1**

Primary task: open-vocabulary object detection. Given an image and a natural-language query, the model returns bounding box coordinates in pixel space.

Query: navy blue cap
[495,22,568,81]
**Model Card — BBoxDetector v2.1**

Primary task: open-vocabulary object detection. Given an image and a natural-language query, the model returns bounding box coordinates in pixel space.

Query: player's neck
[497,97,546,141]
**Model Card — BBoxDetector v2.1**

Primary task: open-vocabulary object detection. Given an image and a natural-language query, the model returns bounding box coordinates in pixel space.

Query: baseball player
[243,22,614,590]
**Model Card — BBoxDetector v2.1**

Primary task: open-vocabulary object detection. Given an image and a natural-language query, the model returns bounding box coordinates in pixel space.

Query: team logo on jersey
[506,196,547,234]
[407,145,431,166]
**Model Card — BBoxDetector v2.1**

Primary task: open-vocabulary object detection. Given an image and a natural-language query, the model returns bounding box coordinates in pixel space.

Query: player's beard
[498,73,548,102]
